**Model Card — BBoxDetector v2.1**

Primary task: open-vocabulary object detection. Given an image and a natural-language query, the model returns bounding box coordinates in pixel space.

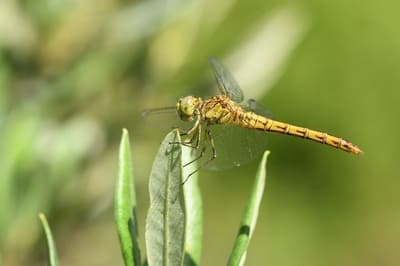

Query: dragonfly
[172,57,362,179]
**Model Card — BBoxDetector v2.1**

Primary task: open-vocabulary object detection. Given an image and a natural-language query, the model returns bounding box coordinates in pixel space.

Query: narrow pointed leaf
[115,128,141,266]
[39,213,59,266]
[145,129,185,266]
[181,146,203,266]
[228,151,270,266]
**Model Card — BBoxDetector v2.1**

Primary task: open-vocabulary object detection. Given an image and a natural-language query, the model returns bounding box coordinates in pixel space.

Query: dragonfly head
[176,96,201,121]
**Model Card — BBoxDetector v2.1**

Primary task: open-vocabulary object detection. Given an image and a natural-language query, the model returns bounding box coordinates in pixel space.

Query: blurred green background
[1,0,399,265]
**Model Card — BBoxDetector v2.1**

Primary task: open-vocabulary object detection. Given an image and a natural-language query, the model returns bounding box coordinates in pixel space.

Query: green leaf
[145,129,186,266]
[228,150,270,266]
[38,213,59,266]
[181,146,203,266]
[115,128,141,266]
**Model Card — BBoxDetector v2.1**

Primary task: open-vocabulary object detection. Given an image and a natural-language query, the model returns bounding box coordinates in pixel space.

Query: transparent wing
[208,56,244,103]
[187,124,269,171]
[242,98,273,118]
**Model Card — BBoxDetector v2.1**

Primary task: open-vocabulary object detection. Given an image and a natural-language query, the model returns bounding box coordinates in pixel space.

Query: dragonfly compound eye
[177,96,197,121]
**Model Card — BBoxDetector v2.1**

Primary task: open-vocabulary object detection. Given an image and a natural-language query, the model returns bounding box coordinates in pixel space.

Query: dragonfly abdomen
[236,111,362,155]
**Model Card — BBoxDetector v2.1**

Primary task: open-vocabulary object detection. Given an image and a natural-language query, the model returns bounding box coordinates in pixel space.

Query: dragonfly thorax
[176,96,202,122]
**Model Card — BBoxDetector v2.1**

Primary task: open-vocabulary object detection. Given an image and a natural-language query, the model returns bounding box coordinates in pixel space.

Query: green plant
[39,213,59,266]
[40,129,270,265]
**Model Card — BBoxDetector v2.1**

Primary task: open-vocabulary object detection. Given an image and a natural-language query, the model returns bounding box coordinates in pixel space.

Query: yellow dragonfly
[174,57,361,176]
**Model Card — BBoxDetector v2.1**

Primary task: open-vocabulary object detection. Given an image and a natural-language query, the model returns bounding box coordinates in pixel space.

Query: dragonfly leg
[182,123,204,167]
[182,165,200,185]
[207,127,217,161]
[177,125,201,148]
[171,141,197,148]
[181,142,206,185]
[186,115,201,135]
[169,134,196,147]
[178,130,188,136]
[194,121,202,149]
[174,113,201,136]
[170,117,201,148]
[182,126,217,185]
[183,144,206,168]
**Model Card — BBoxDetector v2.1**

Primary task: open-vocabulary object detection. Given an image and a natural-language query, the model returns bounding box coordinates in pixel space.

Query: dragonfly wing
[208,56,244,103]
[242,98,273,118]
[200,124,269,170]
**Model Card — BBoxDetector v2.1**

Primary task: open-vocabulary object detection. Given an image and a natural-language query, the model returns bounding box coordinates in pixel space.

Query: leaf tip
[122,128,129,136]
[261,150,270,162]
[38,212,47,224]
